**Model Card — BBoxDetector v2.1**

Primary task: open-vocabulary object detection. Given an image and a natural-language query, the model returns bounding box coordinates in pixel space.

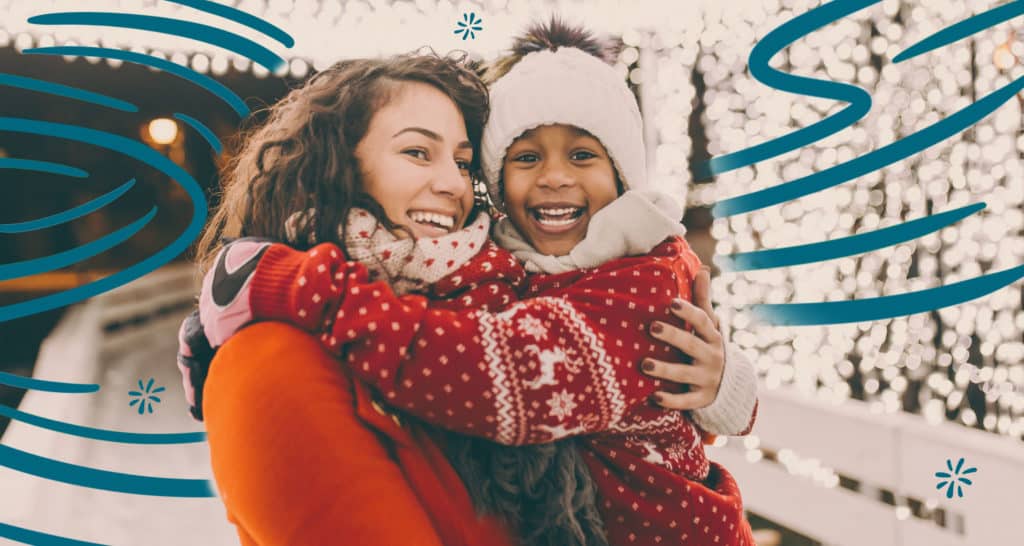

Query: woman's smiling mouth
[408,210,457,237]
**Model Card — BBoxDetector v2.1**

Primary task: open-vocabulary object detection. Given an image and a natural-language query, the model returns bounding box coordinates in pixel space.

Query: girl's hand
[198,238,272,347]
[642,267,726,410]
[176,309,214,420]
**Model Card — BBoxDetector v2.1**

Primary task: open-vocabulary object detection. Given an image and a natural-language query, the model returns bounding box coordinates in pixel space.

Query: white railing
[0,264,239,545]
[710,384,1024,546]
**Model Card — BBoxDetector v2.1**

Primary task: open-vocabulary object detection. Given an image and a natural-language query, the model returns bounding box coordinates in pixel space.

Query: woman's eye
[456,159,472,172]
[404,149,429,160]
[571,150,597,161]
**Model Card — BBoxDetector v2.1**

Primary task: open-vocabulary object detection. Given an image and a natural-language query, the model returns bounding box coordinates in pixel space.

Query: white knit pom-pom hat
[481,46,647,210]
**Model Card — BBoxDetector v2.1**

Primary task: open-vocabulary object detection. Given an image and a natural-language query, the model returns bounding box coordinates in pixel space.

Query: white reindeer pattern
[640,441,666,466]
[523,345,568,389]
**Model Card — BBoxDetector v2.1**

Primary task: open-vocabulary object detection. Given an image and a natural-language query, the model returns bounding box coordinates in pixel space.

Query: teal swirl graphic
[23,47,250,117]
[27,13,286,71]
[0,179,137,234]
[1,5,293,543]
[697,0,877,179]
[712,0,1024,325]
[0,372,99,394]
[0,522,104,546]
[0,73,138,113]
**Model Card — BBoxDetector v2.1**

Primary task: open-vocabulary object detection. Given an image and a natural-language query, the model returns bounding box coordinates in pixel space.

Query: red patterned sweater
[245,236,756,545]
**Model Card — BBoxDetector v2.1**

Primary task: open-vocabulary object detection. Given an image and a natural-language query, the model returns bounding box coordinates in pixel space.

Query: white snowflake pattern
[517,315,549,340]
[665,442,689,462]
[546,389,578,420]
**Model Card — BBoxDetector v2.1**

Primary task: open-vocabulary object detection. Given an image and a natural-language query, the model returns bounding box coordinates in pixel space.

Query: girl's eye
[571,150,597,161]
[404,149,429,160]
[512,152,539,163]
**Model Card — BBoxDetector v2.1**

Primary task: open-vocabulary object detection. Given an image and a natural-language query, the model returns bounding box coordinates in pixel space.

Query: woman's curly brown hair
[195,51,489,274]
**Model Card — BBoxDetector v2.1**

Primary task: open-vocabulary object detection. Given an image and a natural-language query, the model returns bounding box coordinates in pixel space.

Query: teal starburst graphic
[934,457,977,499]
[454,12,482,40]
[128,378,165,415]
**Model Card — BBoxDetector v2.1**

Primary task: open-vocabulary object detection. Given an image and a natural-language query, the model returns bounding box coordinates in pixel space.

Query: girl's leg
[203,322,444,546]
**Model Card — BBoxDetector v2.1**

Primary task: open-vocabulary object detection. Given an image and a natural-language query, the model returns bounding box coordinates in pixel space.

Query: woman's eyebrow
[392,127,472,150]
[393,126,439,140]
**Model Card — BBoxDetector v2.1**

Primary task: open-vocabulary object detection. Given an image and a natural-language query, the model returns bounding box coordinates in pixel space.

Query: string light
[210,53,229,76]
[702,0,1024,440]
[190,53,210,74]
[147,118,178,145]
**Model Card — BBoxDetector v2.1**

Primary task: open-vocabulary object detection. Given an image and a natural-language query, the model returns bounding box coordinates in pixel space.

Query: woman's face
[356,81,475,239]
[502,124,619,256]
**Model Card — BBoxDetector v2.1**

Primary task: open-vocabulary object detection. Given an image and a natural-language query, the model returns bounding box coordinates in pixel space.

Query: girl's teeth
[538,207,577,216]
[538,216,578,226]
[533,206,582,226]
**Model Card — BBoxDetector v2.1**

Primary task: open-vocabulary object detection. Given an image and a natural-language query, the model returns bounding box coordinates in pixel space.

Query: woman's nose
[431,160,470,197]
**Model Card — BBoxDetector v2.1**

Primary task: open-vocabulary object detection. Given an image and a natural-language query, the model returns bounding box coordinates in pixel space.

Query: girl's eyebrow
[392,127,472,150]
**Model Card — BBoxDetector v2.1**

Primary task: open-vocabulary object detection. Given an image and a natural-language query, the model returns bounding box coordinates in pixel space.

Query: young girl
[192,20,758,546]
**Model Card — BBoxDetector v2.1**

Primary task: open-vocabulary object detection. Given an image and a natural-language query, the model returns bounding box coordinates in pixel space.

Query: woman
[184,40,745,540]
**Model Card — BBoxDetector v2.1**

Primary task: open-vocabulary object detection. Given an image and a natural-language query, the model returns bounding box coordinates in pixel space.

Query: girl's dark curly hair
[196,51,489,273]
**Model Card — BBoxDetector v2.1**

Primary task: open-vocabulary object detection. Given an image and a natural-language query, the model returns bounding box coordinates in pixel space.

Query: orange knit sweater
[203,321,515,546]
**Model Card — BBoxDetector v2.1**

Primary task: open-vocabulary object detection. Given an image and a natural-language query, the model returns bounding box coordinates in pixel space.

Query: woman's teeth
[533,207,583,226]
[409,211,455,231]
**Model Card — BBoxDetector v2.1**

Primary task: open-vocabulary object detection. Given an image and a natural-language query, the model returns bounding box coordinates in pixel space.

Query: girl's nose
[536,161,576,189]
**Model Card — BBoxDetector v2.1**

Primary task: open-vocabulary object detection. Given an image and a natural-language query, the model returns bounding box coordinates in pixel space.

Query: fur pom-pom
[483,17,618,84]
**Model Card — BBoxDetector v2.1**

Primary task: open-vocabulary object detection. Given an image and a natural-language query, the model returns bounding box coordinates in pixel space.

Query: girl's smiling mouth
[528,204,586,233]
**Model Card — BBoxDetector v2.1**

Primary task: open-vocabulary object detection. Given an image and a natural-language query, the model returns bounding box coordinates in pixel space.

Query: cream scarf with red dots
[345,209,491,295]
[492,189,687,274]
[285,208,491,295]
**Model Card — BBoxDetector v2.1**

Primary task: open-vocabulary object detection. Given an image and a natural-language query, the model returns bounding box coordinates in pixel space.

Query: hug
[177,17,759,546]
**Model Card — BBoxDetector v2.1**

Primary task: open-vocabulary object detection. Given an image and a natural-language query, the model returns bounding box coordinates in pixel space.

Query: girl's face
[356,81,475,239]
[502,124,619,256]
